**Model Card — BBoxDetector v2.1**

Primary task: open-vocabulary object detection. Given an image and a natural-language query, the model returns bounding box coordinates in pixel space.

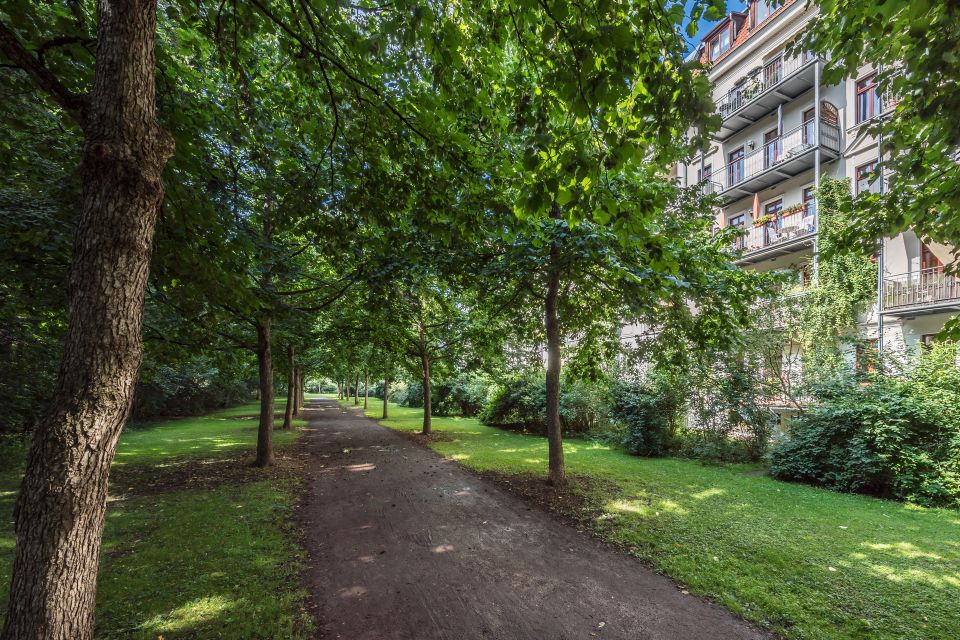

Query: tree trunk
[0,2,173,637]
[421,352,432,435]
[354,373,360,405]
[363,369,369,410]
[293,366,301,416]
[382,374,390,419]
[282,345,295,430]
[298,367,304,408]
[254,320,274,467]
[544,205,565,486]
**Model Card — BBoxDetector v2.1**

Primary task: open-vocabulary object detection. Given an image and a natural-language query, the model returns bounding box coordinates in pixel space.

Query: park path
[298,398,770,640]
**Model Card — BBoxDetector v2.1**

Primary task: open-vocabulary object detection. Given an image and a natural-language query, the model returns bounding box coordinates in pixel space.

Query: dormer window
[709,26,732,60]
[754,0,773,26]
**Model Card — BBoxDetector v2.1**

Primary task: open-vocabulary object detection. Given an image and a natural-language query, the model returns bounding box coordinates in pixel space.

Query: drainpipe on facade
[813,57,822,280]
[876,63,885,354]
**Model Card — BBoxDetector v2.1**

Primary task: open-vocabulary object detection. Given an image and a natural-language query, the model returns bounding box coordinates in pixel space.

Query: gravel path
[299,398,770,640]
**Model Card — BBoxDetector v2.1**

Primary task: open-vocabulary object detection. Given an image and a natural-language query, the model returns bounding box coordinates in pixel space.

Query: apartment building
[678,0,960,376]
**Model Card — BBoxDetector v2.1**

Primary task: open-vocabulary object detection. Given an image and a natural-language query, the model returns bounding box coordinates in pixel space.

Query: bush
[770,343,960,508]
[396,381,423,407]
[610,372,685,456]
[132,357,255,419]
[481,376,605,436]
[433,373,492,417]
[480,376,545,431]
[319,381,338,393]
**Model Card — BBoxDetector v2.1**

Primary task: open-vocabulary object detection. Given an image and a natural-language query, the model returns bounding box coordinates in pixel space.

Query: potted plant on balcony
[780,203,805,217]
[753,213,777,227]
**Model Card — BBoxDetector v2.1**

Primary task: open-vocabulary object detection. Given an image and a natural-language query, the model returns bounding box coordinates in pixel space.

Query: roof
[695,0,799,68]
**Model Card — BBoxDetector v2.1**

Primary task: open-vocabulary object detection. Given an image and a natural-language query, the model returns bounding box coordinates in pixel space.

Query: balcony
[731,205,817,264]
[708,118,841,205]
[882,267,960,316]
[715,54,819,141]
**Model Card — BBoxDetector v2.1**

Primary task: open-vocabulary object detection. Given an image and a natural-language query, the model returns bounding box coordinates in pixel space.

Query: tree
[0,2,173,637]
[444,0,723,484]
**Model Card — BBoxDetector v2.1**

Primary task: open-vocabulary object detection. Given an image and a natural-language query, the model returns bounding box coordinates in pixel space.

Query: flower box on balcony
[753,214,776,227]
[780,203,805,217]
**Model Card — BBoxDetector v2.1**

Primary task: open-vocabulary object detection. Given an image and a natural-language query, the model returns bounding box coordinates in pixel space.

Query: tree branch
[0,20,87,126]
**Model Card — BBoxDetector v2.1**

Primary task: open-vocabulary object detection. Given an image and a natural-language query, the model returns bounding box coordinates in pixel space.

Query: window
[802,186,816,218]
[763,54,783,86]
[728,147,744,186]
[698,164,712,183]
[921,242,943,272]
[764,199,783,220]
[754,0,773,25]
[729,213,746,249]
[709,26,732,60]
[856,161,879,195]
[856,338,879,374]
[802,108,815,145]
[764,128,781,168]
[856,74,880,123]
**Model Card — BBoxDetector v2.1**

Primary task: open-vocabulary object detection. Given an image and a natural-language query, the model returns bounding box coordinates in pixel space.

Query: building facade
[678,0,960,375]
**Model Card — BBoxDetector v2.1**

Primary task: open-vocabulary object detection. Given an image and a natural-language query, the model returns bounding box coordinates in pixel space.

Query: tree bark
[0,2,174,637]
[337,382,342,400]
[293,366,301,415]
[354,373,360,405]
[363,369,369,410]
[298,366,304,409]
[382,374,390,419]
[544,205,565,486]
[282,345,295,430]
[255,320,274,467]
[421,352,432,435]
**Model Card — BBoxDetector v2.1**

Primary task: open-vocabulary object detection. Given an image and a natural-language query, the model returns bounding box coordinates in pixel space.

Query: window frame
[728,147,745,185]
[753,0,773,26]
[709,25,732,61]
[763,127,781,168]
[856,73,879,124]
[855,160,878,195]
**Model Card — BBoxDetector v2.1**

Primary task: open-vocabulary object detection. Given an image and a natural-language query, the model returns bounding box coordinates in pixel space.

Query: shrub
[609,372,685,456]
[396,381,423,407]
[433,373,492,417]
[481,376,605,436]
[770,343,960,508]
[132,357,255,419]
[480,376,546,431]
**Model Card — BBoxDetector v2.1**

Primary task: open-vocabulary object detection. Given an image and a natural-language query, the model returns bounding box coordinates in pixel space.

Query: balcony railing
[731,205,816,257]
[711,118,841,199]
[717,53,818,120]
[883,267,960,312]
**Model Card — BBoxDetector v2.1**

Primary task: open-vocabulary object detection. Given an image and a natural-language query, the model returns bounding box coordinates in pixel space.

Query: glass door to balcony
[763,128,781,169]
[801,108,815,145]
[728,147,744,187]
[763,55,783,87]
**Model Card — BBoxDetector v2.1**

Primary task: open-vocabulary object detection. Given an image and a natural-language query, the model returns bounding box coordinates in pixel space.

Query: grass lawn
[354,399,960,640]
[0,401,312,639]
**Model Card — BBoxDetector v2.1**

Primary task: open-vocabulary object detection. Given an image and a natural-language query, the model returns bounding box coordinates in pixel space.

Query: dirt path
[298,398,770,640]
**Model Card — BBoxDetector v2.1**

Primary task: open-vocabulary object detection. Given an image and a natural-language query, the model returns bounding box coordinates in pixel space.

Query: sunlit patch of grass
[116,401,303,466]
[363,399,960,640]
[0,401,312,639]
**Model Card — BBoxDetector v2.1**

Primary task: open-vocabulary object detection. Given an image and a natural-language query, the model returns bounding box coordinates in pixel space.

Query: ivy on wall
[799,177,878,368]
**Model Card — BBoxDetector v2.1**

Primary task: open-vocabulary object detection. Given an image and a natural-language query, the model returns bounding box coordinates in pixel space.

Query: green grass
[0,401,312,639]
[356,399,960,640]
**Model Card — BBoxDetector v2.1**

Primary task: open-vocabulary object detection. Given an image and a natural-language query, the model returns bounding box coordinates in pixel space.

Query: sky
[683,0,748,54]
